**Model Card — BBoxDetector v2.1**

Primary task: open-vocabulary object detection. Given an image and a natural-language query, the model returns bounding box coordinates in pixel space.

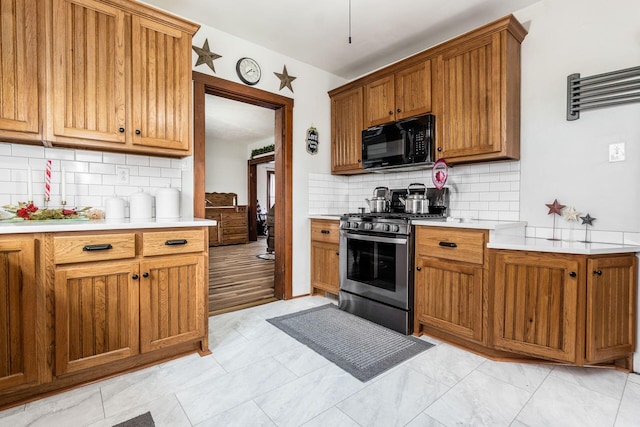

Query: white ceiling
[142,0,538,80]
[205,95,274,144]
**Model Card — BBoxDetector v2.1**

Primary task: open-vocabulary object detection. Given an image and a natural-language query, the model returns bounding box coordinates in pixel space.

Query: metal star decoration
[545,199,566,215]
[564,206,580,222]
[274,65,297,92]
[192,39,222,73]
[580,213,596,226]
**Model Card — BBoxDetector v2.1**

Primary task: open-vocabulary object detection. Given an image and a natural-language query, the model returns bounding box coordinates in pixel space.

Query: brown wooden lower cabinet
[0,227,209,410]
[0,237,38,392]
[310,219,340,295]
[491,250,637,366]
[205,206,248,246]
[414,227,487,345]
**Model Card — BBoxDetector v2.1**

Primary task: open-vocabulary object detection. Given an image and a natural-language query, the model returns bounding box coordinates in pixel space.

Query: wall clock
[236,57,261,85]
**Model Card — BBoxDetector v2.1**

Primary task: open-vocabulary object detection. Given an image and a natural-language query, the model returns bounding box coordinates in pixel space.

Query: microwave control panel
[413,129,427,159]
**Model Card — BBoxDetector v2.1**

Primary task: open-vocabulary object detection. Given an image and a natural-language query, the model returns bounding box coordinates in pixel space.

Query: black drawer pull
[165,239,188,246]
[321,230,330,234]
[439,241,457,248]
[83,243,113,252]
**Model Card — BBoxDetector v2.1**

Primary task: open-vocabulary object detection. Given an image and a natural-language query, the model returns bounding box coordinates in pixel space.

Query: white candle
[61,167,66,202]
[27,164,33,202]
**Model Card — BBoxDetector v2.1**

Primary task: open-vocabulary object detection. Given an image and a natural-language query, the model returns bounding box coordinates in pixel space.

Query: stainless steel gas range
[338,212,446,334]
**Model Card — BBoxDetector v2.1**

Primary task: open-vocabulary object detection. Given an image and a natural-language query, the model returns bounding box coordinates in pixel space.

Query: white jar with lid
[104,196,126,219]
[155,187,180,219]
[129,190,153,219]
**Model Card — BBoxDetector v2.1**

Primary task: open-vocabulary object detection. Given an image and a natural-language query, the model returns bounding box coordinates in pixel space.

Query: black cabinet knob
[569,271,577,278]
[132,274,139,280]
[397,108,401,113]
[336,252,339,256]
[118,127,125,133]
[143,272,149,278]
[357,159,362,163]
[135,129,141,135]
[594,270,603,276]
[416,266,422,271]
[388,111,393,115]
[437,147,442,152]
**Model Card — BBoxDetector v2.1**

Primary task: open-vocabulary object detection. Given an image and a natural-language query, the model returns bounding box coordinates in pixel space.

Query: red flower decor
[16,203,38,219]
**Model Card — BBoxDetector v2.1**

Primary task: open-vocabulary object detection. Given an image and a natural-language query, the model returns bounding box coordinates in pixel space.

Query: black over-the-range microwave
[361,114,435,171]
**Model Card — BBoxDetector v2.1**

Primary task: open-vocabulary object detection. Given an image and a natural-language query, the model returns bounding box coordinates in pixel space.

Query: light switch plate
[609,142,625,162]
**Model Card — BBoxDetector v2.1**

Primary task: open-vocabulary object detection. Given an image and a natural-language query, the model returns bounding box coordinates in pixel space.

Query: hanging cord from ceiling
[348,0,352,44]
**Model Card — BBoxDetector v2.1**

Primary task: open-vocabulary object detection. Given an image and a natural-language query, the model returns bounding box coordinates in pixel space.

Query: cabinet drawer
[415,227,485,264]
[311,220,340,244]
[221,216,247,228]
[53,233,136,264]
[142,229,205,256]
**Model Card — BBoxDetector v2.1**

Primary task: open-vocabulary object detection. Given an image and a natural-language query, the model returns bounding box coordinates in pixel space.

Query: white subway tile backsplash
[0,142,182,214]
[11,144,45,158]
[126,154,150,166]
[89,163,115,175]
[102,153,127,164]
[499,171,519,182]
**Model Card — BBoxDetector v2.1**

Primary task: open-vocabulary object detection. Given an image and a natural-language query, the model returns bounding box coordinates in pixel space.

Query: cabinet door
[437,33,501,160]
[310,241,340,295]
[493,251,579,362]
[0,238,37,391]
[50,0,127,144]
[414,256,483,342]
[364,75,395,127]
[139,255,206,352]
[331,86,364,174]
[0,0,40,140]
[131,16,190,151]
[585,256,637,363]
[55,262,139,375]
[395,61,432,120]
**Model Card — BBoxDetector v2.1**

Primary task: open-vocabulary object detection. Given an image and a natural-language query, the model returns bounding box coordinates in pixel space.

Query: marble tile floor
[1,295,639,427]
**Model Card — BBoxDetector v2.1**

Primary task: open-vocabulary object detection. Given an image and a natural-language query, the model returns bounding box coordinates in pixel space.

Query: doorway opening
[192,72,294,311]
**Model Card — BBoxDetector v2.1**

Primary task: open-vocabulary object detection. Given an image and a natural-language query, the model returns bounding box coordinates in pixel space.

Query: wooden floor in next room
[208,237,276,314]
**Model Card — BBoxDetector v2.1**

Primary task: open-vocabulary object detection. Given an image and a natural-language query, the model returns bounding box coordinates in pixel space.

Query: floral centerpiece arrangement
[2,202,98,221]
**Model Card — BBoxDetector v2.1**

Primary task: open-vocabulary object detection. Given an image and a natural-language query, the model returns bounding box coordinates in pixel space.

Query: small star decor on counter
[1,202,95,221]
[579,213,596,243]
[545,198,566,240]
[563,206,581,241]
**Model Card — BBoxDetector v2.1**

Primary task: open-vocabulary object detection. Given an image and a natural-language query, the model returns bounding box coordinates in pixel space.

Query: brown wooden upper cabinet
[0,0,41,143]
[364,60,432,128]
[329,15,527,173]
[434,23,525,164]
[330,86,364,174]
[45,0,199,156]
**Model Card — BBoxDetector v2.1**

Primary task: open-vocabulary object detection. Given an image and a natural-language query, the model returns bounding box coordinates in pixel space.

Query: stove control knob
[351,222,359,229]
[391,225,400,232]
[363,223,373,231]
[382,224,391,232]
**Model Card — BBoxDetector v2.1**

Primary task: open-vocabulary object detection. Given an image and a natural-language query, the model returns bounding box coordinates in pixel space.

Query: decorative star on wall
[274,65,297,92]
[545,199,566,215]
[564,206,580,222]
[192,39,222,73]
[580,213,596,226]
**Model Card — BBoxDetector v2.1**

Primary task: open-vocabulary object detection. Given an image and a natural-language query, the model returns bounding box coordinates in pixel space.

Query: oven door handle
[342,232,408,245]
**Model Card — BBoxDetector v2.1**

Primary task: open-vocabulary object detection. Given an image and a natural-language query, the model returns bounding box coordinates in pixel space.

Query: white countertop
[0,217,216,234]
[488,235,640,255]
[308,215,341,221]
[412,219,527,231]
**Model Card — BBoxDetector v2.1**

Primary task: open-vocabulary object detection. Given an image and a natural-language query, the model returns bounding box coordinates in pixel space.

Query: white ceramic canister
[104,196,126,219]
[155,187,180,219]
[129,190,153,219]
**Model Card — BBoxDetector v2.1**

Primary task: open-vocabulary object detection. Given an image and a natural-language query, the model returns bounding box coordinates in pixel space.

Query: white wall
[204,135,249,204]
[187,23,346,297]
[514,0,640,233]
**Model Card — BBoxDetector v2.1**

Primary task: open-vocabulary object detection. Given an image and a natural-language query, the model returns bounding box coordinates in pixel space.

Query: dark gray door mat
[267,304,434,382]
[112,412,155,427]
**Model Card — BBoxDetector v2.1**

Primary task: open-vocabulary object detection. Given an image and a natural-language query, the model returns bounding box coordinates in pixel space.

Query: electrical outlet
[116,166,129,184]
[609,142,625,162]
